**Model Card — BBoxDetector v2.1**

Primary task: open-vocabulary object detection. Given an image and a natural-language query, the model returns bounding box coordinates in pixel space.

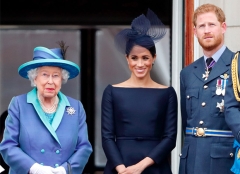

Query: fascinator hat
[18,42,80,79]
[115,8,166,55]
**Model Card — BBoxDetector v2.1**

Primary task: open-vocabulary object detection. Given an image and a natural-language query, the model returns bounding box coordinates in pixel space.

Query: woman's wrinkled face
[34,66,62,99]
[126,45,156,79]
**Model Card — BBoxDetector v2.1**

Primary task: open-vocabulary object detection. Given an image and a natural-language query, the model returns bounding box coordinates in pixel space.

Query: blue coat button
[55,164,59,167]
[41,149,45,153]
[56,150,60,154]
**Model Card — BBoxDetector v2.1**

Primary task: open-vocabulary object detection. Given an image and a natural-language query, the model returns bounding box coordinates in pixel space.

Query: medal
[221,79,226,96]
[216,79,222,95]
[220,73,229,96]
[202,59,215,80]
[220,73,229,80]
[216,99,224,112]
[202,70,210,80]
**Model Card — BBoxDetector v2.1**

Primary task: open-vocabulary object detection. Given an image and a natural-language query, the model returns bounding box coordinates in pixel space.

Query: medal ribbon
[206,59,216,70]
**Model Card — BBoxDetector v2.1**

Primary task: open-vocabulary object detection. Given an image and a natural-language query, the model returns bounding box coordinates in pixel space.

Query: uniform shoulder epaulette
[231,51,240,101]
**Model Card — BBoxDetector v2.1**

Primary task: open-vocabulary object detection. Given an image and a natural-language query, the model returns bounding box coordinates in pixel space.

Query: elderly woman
[0,43,92,174]
[101,9,177,174]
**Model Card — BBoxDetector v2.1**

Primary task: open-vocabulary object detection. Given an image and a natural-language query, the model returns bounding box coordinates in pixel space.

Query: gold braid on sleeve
[231,51,240,101]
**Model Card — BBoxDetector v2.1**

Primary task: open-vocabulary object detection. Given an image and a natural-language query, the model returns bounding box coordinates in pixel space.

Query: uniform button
[56,150,60,154]
[40,163,44,165]
[204,85,208,89]
[179,153,182,157]
[187,95,190,99]
[199,121,204,125]
[55,164,59,167]
[202,102,206,107]
[230,153,234,157]
[41,149,45,153]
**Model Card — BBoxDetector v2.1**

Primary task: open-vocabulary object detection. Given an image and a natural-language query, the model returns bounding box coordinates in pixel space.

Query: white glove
[51,166,66,174]
[29,163,55,174]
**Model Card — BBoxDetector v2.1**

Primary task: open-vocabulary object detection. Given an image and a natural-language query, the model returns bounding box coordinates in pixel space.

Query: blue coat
[179,48,235,174]
[0,88,92,174]
[225,51,240,174]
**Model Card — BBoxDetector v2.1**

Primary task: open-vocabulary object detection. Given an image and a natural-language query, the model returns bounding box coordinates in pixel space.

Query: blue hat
[18,46,80,79]
[114,8,166,54]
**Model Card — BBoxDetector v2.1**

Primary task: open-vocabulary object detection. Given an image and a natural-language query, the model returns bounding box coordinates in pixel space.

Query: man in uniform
[179,3,235,174]
[225,49,240,173]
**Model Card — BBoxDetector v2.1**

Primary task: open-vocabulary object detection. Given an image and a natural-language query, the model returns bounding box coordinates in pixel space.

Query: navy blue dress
[101,85,178,174]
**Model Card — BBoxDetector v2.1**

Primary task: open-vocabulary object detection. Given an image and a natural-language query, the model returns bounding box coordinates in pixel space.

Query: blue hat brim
[18,59,80,79]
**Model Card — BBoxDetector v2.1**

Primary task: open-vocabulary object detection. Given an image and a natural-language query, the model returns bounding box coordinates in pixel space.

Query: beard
[198,34,223,51]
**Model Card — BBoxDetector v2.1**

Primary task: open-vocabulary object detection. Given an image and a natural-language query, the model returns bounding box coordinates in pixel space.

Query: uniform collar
[204,45,226,63]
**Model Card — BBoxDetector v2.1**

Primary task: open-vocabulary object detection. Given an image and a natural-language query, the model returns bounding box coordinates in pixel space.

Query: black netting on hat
[114,8,166,55]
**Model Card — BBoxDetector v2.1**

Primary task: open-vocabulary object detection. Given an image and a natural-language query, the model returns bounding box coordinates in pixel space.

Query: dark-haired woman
[101,9,178,174]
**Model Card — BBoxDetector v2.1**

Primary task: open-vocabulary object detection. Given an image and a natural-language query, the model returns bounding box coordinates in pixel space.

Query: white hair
[27,68,38,87]
[27,67,70,87]
[61,69,70,84]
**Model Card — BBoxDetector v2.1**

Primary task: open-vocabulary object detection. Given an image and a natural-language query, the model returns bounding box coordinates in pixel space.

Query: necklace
[37,93,59,113]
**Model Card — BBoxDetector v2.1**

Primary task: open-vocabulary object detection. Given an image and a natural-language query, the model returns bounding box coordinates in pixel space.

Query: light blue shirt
[204,45,226,63]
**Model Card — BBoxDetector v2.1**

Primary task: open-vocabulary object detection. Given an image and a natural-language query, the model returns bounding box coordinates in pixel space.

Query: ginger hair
[193,3,225,26]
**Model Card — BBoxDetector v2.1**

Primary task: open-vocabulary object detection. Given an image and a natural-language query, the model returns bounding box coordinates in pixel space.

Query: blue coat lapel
[27,88,70,146]
[192,57,205,82]
[192,48,233,84]
[52,91,70,131]
[205,48,233,83]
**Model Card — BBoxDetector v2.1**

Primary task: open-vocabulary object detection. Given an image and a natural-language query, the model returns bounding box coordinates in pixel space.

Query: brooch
[66,107,76,115]
[216,99,224,112]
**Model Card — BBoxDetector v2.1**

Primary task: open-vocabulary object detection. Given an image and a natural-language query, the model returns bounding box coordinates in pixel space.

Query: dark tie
[206,57,214,71]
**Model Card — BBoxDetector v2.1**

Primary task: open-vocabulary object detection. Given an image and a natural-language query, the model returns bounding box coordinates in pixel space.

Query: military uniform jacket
[179,48,235,174]
[0,88,92,174]
[225,50,240,174]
